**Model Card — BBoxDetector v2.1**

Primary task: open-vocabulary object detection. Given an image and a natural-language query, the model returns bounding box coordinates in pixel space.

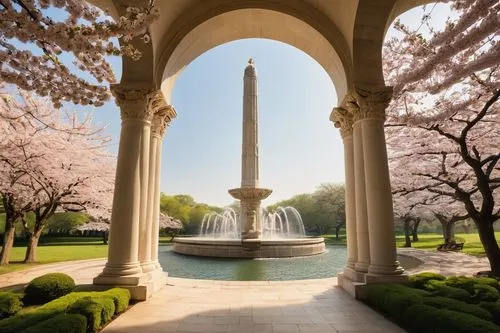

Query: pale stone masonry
[85,0,434,299]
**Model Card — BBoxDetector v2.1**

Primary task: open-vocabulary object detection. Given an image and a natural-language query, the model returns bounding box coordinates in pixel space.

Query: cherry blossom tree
[0,89,115,264]
[385,3,499,274]
[0,0,158,107]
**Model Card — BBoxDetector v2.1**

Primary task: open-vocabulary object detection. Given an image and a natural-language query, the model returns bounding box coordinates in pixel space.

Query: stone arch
[153,0,353,104]
[351,0,437,87]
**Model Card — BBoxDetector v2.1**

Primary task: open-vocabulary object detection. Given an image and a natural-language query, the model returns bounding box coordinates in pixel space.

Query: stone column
[95,85,153,282]
[149,103,176,269]
[330,107,357,270]
[138,92,163,273]
[353,86,404,278]
[347,94,371,274]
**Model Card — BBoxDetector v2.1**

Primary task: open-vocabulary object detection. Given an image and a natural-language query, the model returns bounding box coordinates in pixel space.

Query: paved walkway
[103,278,406,333]
[398,248,490,276]
[0,249,490,333]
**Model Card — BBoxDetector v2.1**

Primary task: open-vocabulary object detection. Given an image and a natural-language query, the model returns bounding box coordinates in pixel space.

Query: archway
[91,0,417,300]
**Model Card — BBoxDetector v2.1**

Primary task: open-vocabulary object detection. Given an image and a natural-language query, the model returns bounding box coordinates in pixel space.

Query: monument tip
[248,58,254,65]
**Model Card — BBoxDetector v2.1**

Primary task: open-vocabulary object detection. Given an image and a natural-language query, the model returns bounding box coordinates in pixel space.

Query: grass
[322,232,499,256]
[0,236,174,275]
[395,232,500,256]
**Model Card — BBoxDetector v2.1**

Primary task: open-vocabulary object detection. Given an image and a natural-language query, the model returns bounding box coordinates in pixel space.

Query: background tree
[384,3,499,274]
[0,89,115,264]
[0,0,158,107]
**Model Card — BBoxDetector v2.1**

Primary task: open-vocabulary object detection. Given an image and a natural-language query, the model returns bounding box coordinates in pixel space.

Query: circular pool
[158,245,421,281]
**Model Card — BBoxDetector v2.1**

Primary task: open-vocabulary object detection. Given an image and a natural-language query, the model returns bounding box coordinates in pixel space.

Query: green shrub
[0,289,128,333]
[0,292,23,318]
[98,288,130,313]
[479,302,500,325]
[422,296,492,321]
[21,314,87,333]
[475,277,500,290]
[93,296,115,322]
[69,296,116,332]
[24,273,75,305]
[435,285,472,302]
[473,284,500,303]
[68,297,103,332]
[445,276,476,293]
[402,304,500,333]
[409,272,446,288]
[423,279,446,291]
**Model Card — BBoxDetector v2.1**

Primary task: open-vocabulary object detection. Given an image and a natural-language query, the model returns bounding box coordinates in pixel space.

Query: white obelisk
[229,59,272,240]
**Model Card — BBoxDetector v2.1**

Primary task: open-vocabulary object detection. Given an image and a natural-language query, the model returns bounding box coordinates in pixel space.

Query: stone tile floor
[102,278,407,333]
[0,248,490,333]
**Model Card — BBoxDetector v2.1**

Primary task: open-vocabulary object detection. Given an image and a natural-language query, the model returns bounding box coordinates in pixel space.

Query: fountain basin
[173,237,326,258]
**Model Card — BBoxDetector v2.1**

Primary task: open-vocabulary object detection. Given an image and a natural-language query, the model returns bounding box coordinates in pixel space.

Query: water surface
[158,245,420,280]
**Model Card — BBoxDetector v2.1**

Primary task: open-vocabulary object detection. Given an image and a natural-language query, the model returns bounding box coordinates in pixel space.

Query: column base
[140,261,156,273]
[368,262,405,275]
[343,266,366,283]
[354,261,369,273]
[338,272,410,300]
[93,267,167,301]
[337,273,368,300]
[364,272,409,284]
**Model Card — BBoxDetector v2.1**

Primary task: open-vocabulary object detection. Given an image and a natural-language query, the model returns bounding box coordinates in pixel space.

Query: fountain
[173,59,325,258]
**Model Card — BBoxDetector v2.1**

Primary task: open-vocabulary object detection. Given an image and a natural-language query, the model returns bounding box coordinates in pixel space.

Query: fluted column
[330,107,357,270]
[348,94,371,273]
[138,92,163,273]
[149,103,176,269]
[353,86,404,276]
[96,85,153,280]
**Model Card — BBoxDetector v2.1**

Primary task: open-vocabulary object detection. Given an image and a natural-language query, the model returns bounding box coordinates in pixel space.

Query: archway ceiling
[158,8,350,103]
[83,0,434,102]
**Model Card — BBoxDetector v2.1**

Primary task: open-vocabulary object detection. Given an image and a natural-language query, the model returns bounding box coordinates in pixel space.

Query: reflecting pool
[158,245,420,281]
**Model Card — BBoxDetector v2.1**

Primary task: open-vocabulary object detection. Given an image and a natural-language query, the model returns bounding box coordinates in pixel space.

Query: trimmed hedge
[409,272,446,288]
[402,304,500,333]
[434,285,472,303]
[473,284,500,303]
[0,292,23,318]
[0,288,130,333]
[21,314,87,333]
[69,296,115,332]
[98,288,130,313]
[476,277,500,291]
[446,276,477,294]
[480,302,500,325]
[367,284,500,333]
[24,273,75,305]
[421,296,492,321]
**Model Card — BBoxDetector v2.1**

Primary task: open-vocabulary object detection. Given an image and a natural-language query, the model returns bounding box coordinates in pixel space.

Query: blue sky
[13,3,452,207]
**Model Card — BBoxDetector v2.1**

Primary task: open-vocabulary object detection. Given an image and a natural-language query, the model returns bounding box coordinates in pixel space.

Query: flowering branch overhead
[0,0,159,107]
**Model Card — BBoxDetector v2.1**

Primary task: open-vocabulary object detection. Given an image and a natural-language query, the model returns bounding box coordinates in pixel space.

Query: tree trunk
[412,219,420,242]
[0,222,16,266]
[335,226,340,240]
[476,220,500,277]
[403,219,412,247]
[102,231,108,245]
[442,222,455,244]
[24,229,43,263]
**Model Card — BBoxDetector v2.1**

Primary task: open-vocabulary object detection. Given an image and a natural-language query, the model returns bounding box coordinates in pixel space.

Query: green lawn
[0,236,174,275]
[323,232,499,257]
[395,232,500,256]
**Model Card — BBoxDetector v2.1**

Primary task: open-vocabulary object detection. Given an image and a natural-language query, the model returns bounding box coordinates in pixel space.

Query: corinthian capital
[111,84,155,121]
[330,106,353,139]
[350,85,393,122]
[152,104,177,137]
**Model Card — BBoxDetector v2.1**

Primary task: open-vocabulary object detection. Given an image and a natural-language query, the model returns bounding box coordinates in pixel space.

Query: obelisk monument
[229,59,272,240]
